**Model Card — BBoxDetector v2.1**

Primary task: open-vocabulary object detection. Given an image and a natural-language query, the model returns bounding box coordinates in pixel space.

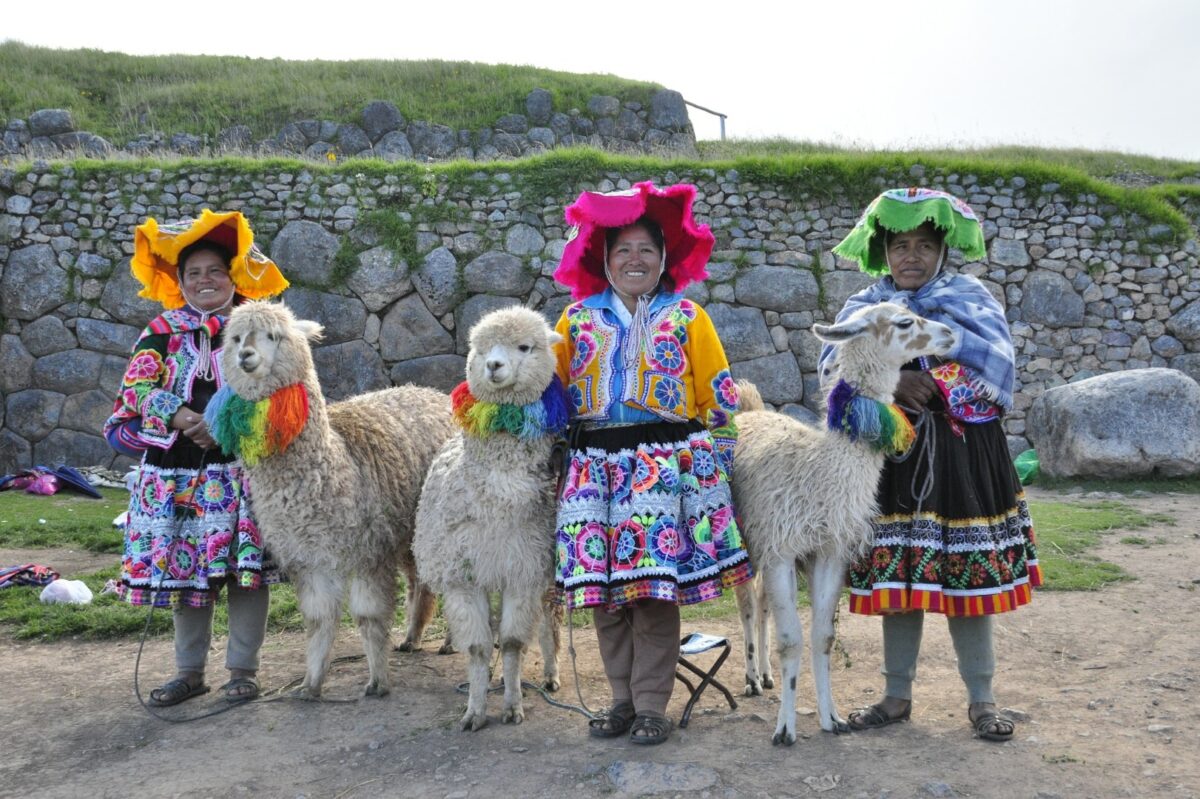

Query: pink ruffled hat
[554,181,715,300]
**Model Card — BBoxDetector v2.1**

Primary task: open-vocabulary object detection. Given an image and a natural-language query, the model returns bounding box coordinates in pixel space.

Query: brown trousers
[593,600,681,716]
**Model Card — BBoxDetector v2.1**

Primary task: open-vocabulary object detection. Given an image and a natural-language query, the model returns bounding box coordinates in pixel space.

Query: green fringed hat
[833,187,986,276]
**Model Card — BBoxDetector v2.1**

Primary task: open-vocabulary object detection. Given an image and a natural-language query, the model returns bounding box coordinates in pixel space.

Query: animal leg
[350,567,397,697]
[294,569,344,699]
[807,555,849,733]
[757,576,774,689]
[498,587,539,724]
[736,578,763,696]
[444,588,492,731]
[764,562,803,746]
[398,571,438,653]
[538,588,562,692]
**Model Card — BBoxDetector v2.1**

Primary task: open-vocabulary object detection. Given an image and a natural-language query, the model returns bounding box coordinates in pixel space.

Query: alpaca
[732,302,956,745]
[208,301,455,698]
[413,306,568,731]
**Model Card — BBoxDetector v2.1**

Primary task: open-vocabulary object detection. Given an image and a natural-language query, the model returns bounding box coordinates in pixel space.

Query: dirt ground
[2,486,1197,799]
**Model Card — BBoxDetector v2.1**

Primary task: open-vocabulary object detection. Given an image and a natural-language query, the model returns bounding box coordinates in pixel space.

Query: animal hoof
[395,640,418,653]
[437,643,457,655]
[290,686,320,701]
[772,729,797,746]
[761,674,775,690]
[744,680,763,697]
[502,706,525,725]
[460,711,488,731]
[363,681,390,698]
[830,719,851,735]
[543,677,561,693]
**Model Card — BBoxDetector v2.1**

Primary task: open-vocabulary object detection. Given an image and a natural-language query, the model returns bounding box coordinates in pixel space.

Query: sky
[6,0,1200,160]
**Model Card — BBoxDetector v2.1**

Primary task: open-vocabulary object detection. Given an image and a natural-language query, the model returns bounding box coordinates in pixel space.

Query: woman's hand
[892,371,939,412]
[170,407,216,449]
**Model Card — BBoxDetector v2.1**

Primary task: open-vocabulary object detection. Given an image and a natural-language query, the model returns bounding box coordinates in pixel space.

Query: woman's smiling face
[607,223,663,299]
[180,249,234,312]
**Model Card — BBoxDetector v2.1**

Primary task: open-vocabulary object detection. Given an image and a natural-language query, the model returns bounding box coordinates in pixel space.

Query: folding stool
[675,631,738,728]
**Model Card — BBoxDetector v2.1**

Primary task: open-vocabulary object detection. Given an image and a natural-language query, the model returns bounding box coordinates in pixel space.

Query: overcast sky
[7,0,1198,159]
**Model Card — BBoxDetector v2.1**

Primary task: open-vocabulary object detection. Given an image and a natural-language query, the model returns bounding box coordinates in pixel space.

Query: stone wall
[0,90,698,162]
[1,161,1197,472]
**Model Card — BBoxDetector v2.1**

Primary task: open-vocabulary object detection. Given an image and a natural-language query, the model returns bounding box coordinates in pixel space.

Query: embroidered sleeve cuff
[138,389,184,446]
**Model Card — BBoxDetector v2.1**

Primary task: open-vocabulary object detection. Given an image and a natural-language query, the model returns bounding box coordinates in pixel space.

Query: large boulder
[464,251,534,295]
[362,101,405,143]
[390,354,466,394]
[730,352,803,406]
[707,304,775,363]
[28,109,75,137]
[283,288,367,345]
[1167,299,1200,342]
[271,221,341,286]
[734,266,819,312]
[379,294,454,362]
[346,247,411,312]
[311,340,389,401]
[1,244,68,320]
[1026,368,1200,478]
[1020,272,1084,327]
[648,90,690,131]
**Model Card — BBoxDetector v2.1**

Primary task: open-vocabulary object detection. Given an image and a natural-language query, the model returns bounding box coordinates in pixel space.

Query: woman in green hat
[821,188,1042,742]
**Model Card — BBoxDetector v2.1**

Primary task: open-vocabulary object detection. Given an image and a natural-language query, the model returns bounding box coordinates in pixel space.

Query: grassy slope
[0,42,662,142]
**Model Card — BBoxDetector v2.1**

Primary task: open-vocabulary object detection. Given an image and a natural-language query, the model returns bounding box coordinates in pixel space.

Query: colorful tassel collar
[451,375,570,440]
[825,379,916,457]
[204,383,310,466]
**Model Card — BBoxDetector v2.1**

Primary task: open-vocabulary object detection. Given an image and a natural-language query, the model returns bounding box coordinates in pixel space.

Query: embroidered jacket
[554,291,740,471]
[104,307,226,453]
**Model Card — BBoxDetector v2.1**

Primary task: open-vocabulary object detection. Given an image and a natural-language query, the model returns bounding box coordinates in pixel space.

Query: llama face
[466,308,562,405]
[814,303,957,369]
[222,303,323,400]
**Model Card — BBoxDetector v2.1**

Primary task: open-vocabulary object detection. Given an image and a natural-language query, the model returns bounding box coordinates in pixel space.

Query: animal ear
[812,318,868,343]
[547,330,563,346]
[294,320,325,342]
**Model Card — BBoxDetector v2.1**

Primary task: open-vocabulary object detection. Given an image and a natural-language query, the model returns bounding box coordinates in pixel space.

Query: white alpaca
[414,306,566,731]
[213,301,455,698]
[732,302,956,745]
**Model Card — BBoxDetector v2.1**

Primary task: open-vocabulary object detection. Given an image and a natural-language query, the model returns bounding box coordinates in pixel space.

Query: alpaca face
[221,302,323,400]
[814,302,956,371]
[466,307,562,405]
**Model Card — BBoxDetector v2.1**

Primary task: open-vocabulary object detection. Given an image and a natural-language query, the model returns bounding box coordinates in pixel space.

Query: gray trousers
[881,611,996,705]
[173,583,270,674]
[594,600,681,716]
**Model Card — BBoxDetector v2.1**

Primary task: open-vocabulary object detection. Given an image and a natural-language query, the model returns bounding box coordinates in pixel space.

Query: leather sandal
[588,702,636,738]
[219,675,260,704]
[848,701,911,731]
[148,677,210,707]
[970,706,1015,742]
[629,712,673,745]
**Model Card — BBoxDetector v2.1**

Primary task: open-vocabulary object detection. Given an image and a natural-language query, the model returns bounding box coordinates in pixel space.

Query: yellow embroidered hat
[131,209,289,309]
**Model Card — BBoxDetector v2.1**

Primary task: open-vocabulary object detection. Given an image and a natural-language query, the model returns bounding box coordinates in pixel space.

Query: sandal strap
[631,713,671,736]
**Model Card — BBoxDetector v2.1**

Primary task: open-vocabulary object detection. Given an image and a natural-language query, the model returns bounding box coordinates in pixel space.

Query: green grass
[0,42,662,144]
[1029,499,1173,591]
[697,138,1200,183]
[1033,475,1200,495]
[0,487,127,552]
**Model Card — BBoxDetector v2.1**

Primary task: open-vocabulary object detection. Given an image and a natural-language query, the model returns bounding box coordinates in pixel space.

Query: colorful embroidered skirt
[849,416,1041,617]
[118,444,281,608]
[555,420,753,610]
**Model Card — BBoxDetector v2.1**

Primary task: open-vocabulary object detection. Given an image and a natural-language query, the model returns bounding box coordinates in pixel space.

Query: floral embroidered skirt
[118,444,281,608]
[556,420,753,610]
[849,416,1042,617]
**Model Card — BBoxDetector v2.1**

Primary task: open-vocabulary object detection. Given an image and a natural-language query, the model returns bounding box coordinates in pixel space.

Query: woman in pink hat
[552,182,753,745]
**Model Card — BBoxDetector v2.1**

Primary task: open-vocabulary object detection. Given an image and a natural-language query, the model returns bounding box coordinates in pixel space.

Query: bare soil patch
[3,487,1197,799]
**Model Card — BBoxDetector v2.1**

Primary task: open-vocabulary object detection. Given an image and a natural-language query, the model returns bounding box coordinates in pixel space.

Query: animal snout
[485,358,512,384]
[238,348,261,373]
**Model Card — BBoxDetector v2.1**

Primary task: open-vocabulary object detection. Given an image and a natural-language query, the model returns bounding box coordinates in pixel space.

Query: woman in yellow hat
[104,210,288,706]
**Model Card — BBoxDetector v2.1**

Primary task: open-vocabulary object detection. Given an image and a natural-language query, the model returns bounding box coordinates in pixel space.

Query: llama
[207,301,455,698]
[732,301,956,744]
[413,306,568,731]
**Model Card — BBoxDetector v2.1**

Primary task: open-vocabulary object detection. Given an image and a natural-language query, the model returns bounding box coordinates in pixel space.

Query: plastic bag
[1014,449,1039,486]
[40,579,94,605]
[26,473,60,495]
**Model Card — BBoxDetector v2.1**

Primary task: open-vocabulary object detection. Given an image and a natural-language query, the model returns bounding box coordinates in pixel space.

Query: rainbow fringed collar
[825,379,916,457]
[451,375,570,440]
[204,383,309,466]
